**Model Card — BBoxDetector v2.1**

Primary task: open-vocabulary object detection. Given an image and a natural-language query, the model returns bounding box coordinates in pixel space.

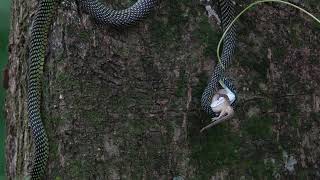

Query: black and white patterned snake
[199,0,320,131]
[28,0,156,179]
[200,0,238,131]
[24,0,320,178]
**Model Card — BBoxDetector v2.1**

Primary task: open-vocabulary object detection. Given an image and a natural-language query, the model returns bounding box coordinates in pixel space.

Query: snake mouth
[219,79,236,104]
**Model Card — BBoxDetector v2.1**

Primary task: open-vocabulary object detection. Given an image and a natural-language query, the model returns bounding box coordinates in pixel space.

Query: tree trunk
[5,0,320,179]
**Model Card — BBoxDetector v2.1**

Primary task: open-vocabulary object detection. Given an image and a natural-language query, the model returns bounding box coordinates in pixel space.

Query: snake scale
[201,0,238,117]
[28,0,236,179]
[28,0,156,179]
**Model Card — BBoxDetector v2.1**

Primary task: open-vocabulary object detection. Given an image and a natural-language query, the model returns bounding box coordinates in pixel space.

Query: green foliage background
[0,0,10,177]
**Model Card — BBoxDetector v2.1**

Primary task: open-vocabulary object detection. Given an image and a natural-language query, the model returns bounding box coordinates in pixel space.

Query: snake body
[28,0,156,179]
[79,0,157,26]
[28,0,58,178]
[201,0,238,117]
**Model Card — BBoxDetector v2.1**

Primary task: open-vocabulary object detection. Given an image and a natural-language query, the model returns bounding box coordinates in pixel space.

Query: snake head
[200,89,235,132]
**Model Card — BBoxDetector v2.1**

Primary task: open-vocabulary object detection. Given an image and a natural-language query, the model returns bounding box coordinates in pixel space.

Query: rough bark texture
[5,0,320,179]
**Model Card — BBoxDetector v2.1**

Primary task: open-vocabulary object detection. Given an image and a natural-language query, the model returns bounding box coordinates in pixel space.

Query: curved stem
[217,0,320,69]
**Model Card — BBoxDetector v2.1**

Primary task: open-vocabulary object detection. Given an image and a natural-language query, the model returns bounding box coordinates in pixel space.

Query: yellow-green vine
[217,0,320,69]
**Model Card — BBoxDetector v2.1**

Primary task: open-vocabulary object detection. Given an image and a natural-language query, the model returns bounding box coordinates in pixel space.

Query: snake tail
[78,0,158,27]
[201,0,237,116]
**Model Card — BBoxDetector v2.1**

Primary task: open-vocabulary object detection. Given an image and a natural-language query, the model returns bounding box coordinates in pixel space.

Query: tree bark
[5,0,320,179]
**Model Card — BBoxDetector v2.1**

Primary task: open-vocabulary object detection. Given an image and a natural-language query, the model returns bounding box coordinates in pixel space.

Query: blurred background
[0,0,11,178]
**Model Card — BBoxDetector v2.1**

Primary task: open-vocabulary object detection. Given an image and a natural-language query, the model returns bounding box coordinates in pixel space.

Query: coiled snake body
[28,0,156,179]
